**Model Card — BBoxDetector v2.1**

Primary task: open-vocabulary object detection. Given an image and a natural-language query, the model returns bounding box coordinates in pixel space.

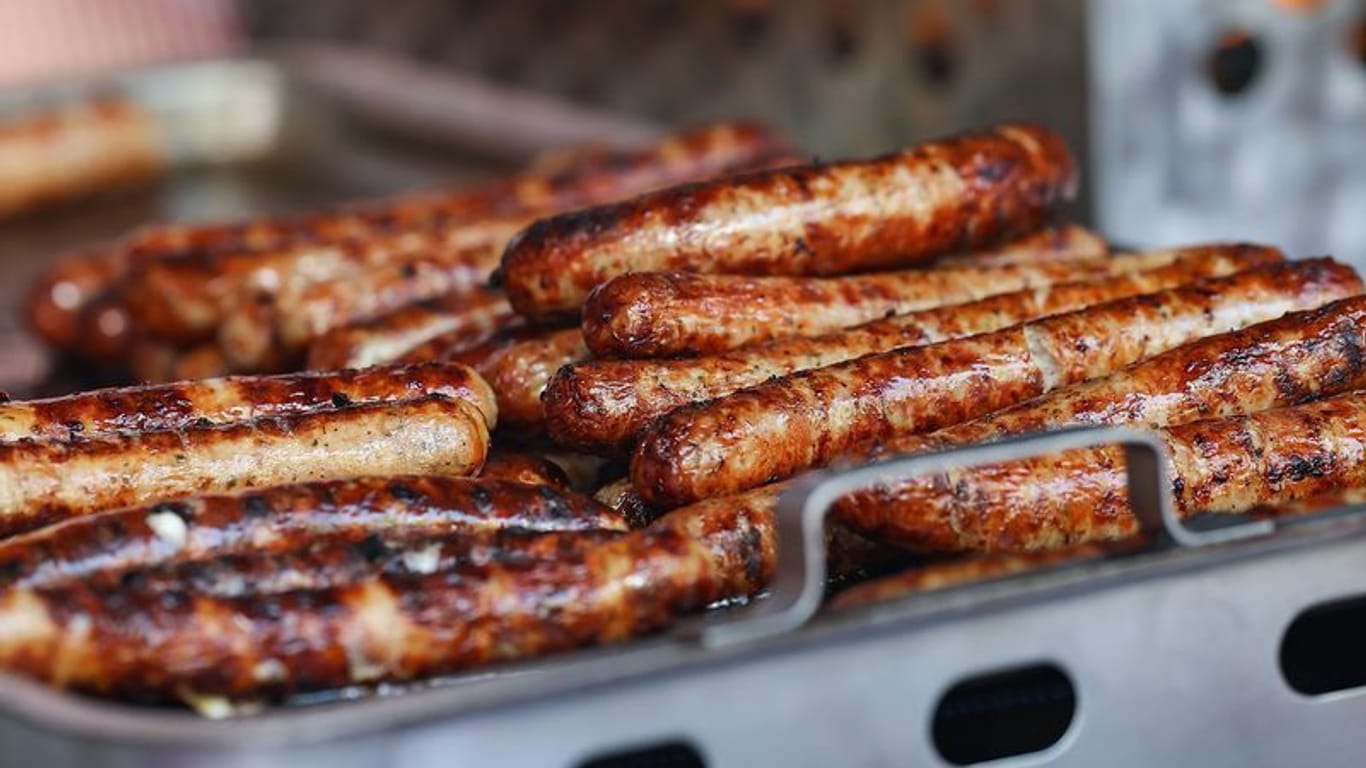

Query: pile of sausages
[9,120,1366,713]
[25,120,793,380]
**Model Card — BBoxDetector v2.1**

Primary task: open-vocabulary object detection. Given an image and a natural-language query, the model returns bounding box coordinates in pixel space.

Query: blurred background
[0,0,1363,259]
[5,0,1360,248]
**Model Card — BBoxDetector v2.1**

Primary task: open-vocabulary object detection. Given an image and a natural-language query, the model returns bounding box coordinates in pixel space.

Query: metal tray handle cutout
[695,425,1275,648]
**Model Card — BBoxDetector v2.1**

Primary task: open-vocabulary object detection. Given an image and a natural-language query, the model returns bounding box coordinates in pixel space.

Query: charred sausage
[580,248,1206,359]
[0,361,497,441]
[501,123,1077,322]
[835,389,1366,552]
[0,395,490,537]
[631,259,1361,507]
[545,245,1283,455]
[0,476,624,591]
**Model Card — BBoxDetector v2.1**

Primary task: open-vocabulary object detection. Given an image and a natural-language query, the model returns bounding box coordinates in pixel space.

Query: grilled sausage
[548,246,1281,456]
[25,243,128,353]
[399,318,536,366]
[81,528,622,604]
[0,485,773,703]
[0,97,163,220]
[125,215,529,345]
[547,244,1283,455]
[0,476,624,591]
[465,328,590,429]
[305,290,515,370]
[0,361,497,441]
[901,295,1366,454]
[631,259,1361,507]
[581,249,1194,359]
[0,395,490,538]
[500,123,1077,322]
[623,295,1366,529]
[13,381,1366,706]
[835,390,1366,552]
[478,452,572,489]
[168,344,232,381]
[931,225,1107,268]
[217,245,506,371]
[276,249,503,349]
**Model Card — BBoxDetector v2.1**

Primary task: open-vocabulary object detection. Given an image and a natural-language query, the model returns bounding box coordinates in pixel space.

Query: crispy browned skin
[931,225,1107,268]
[547,245,1283,454]
[624,296,1366,529]
[500,123,1077,322]
[836,390,1366,552]
[305,290,515,370]
[0,484,773,703]
[399,318,537,367]
[479,452,572,489]
[0,476,623,591]
[631,259,1361,507]
[0,362,497,441]
[581,252,1173,359]
[464,328,590,429]
[0,395,489,538]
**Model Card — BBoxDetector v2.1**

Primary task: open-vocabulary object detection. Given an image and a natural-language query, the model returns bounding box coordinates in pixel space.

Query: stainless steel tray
[0,45,656,394]
[2,425,1364,767]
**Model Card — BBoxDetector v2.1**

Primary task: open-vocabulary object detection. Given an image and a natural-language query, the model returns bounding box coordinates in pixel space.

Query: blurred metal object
[280,44,660,159]
[243,0,1090,171]
[1090,0,1366,261]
